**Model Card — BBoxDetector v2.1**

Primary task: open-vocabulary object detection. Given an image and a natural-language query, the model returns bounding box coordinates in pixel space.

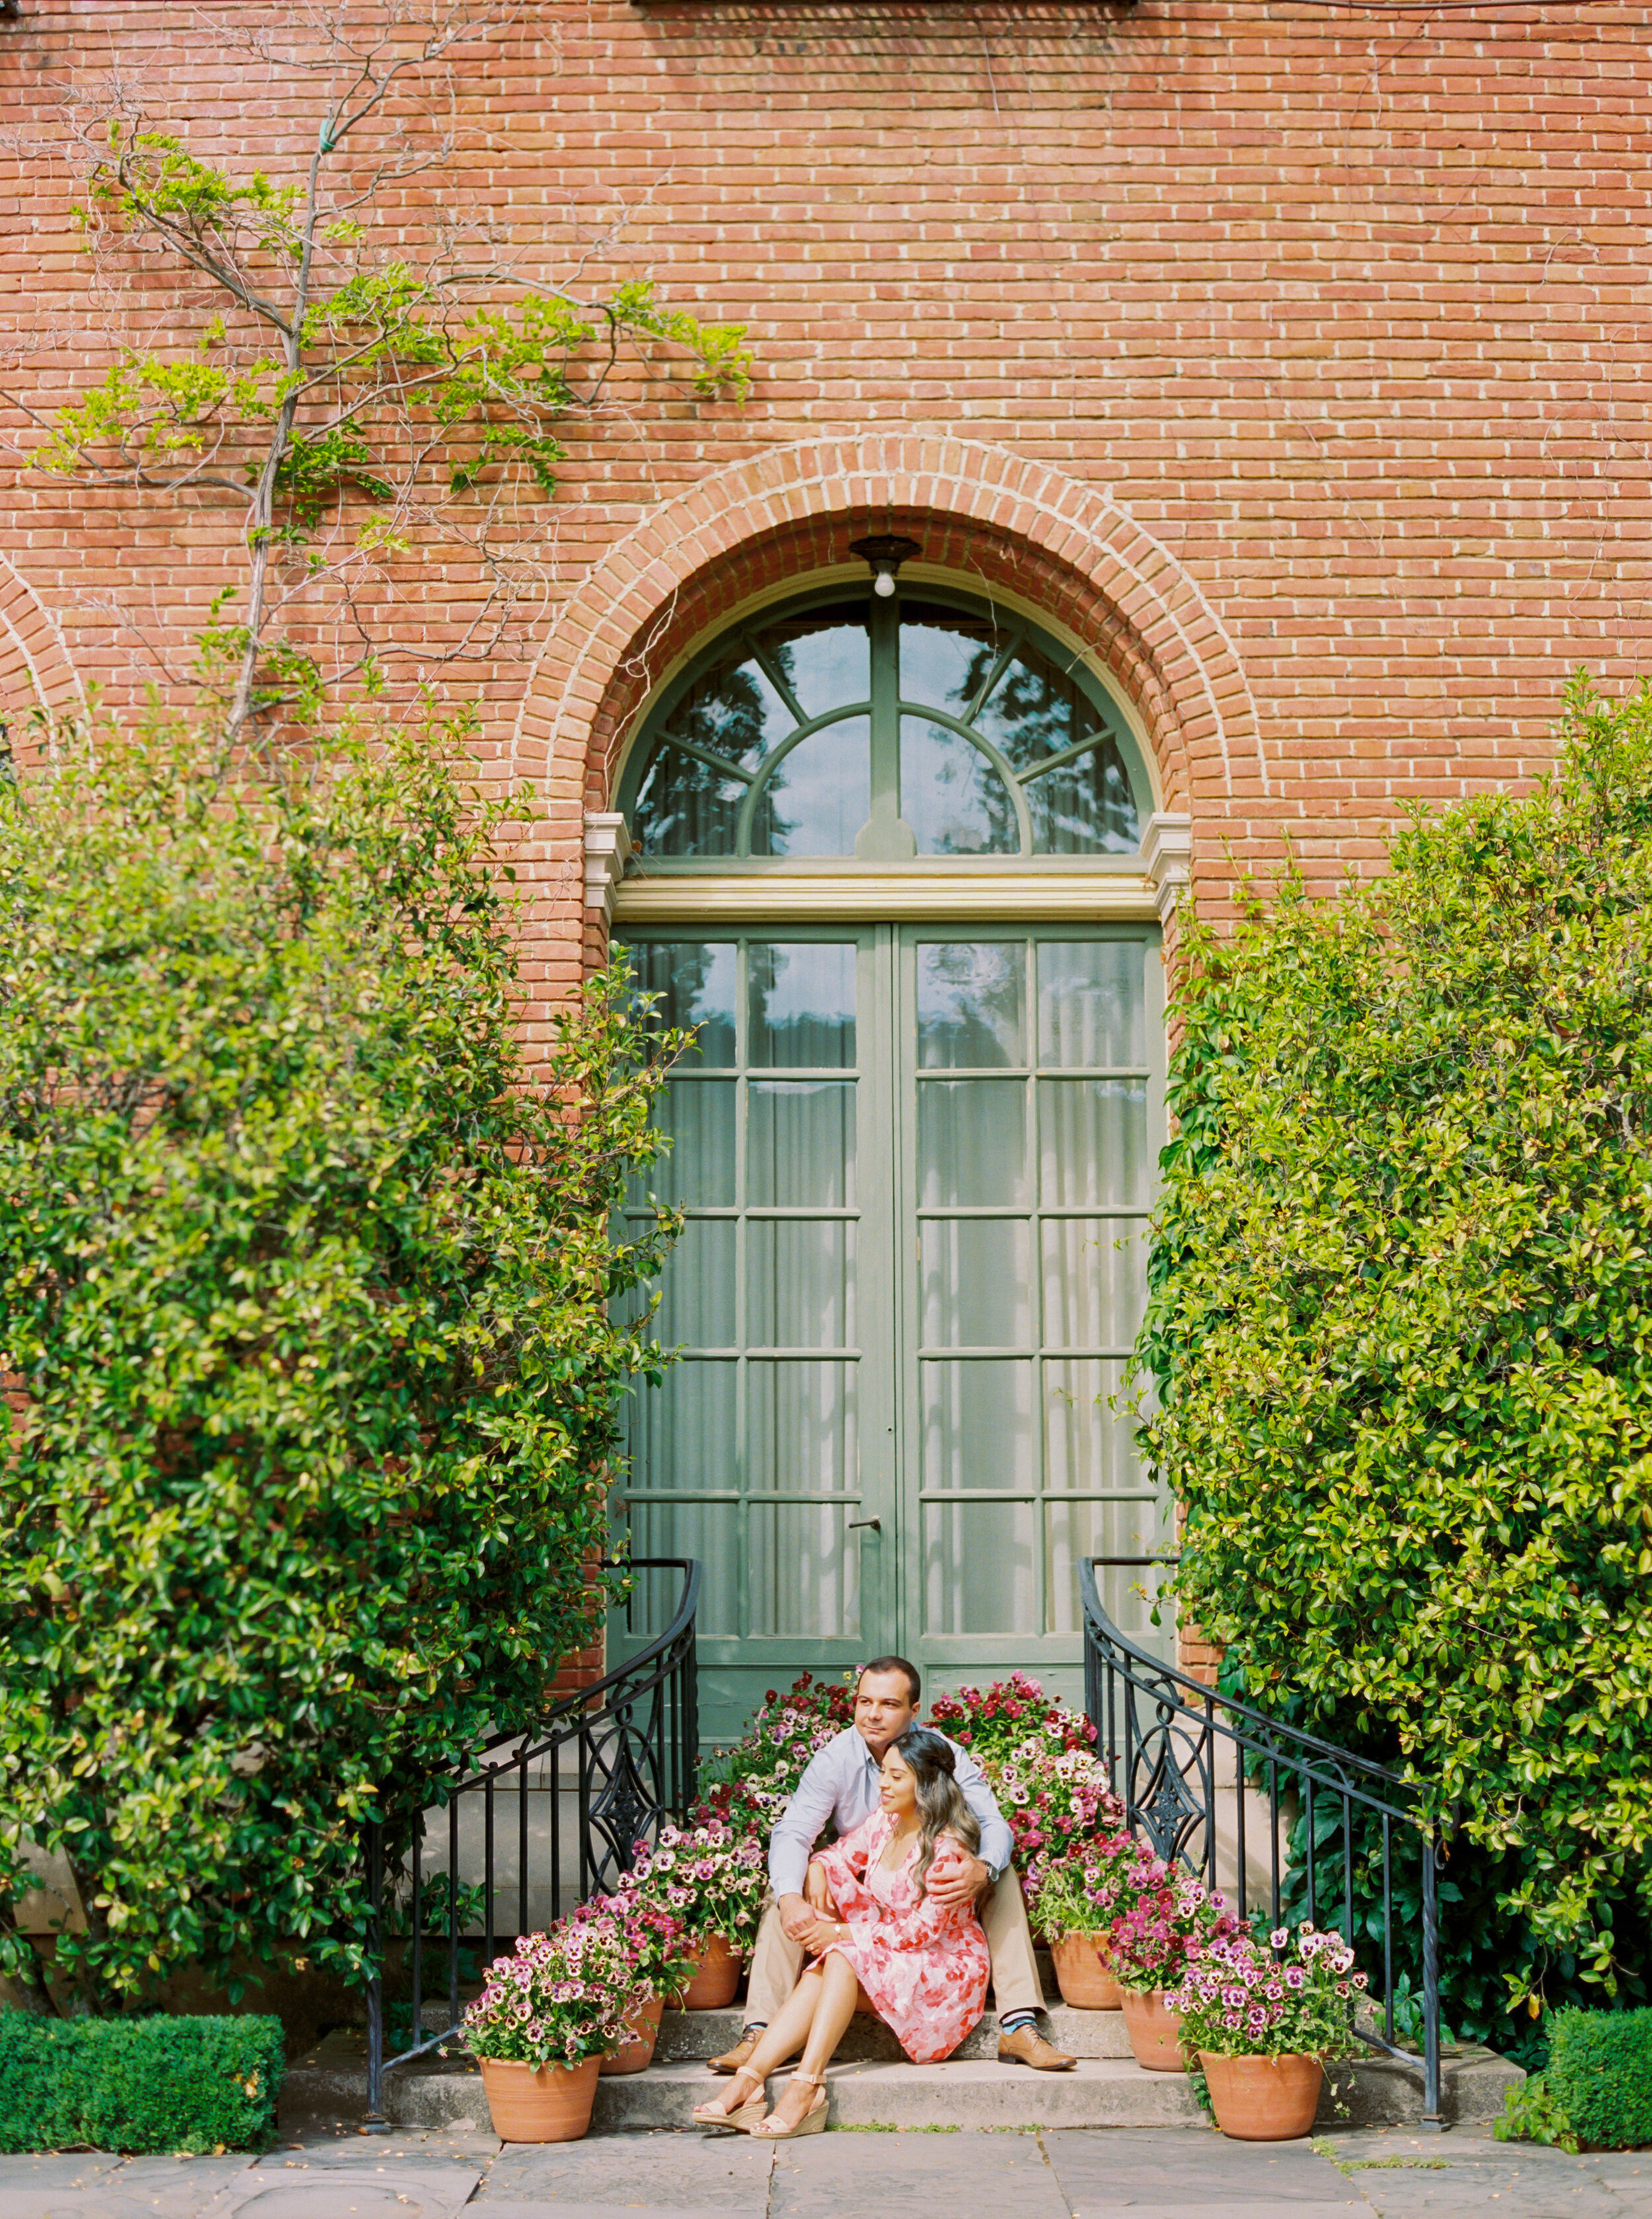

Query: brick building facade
[2,0,1647,1716]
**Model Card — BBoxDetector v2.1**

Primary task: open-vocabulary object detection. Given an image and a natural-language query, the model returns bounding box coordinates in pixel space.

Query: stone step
[282,2027,1521,2139]
[656,2003,1135,2063]
[598,2056,1202,2132]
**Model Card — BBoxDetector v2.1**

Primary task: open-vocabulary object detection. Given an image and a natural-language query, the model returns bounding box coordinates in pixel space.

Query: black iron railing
[1080,1556,1443,2127]
[362,1558,700,2128]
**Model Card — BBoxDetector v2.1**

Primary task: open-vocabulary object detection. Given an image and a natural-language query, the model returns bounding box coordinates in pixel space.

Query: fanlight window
[623,591,1145,862]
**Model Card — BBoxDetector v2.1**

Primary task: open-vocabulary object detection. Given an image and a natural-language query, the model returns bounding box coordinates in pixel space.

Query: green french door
[615,926,1170,1743]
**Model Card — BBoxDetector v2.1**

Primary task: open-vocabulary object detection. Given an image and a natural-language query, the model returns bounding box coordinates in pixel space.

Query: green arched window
[620,587,1148,864]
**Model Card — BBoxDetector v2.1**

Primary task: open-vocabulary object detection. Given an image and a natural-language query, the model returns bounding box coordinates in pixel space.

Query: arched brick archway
[0,554,86,739]
[510,434,1264,813]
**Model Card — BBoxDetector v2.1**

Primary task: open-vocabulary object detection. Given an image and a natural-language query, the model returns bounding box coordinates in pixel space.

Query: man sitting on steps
[708,1655,1076,2076]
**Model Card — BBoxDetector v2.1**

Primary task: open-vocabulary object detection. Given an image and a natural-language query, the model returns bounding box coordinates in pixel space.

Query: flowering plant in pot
[572,1883,697,2076]
[1024,1836,1138,2008]
[632,1821,766,2008]
[1170,1922,1365,2141]
[692,1671,856,1838]
[1104,1857,1238,2072]
[928,1674,1121,1867]
[463,1915,633,2140]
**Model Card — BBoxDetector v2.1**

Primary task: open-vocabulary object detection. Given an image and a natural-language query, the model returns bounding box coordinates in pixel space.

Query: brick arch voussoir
[511,438,1263,811]
[0,554,86,750]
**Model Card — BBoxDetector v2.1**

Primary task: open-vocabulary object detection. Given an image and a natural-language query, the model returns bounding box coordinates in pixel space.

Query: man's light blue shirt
[767,1724,1016,1898]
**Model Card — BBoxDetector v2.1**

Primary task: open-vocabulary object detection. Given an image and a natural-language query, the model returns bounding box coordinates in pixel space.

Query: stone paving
[0,2122,1647,2219]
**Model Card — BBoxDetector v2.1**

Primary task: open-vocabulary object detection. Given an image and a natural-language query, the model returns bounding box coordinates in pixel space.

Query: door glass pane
[920,1220,1032,1348]
[749,1221,856,1348]
[749,942,856,1069]
[625,1360,737,1489]
[917,1080,1027,1207]
[1040,1221,1148,1349]
[1038,1080,1151,1207]
[924,1499,1036,1634]
[642,1216,737,1347]
[749,1082,856,1207]
[752,718,870,856]
[920,1359,1032,1489]
[747,1362,860,1495]
[748,1501,862,1637]
[1043,1359,1145,1491]
[626,942,737,1064]
[916,941,1026,1069]
[629,1497,741,1637]
[900,718,1020,856]
[1037,942,1145,1069]
[1046,1499,1170,1639]
[628,1080,736,1207]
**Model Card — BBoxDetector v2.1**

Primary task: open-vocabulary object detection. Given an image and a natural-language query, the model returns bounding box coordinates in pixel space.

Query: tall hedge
[0,714,683,2014]
[1136,679,1652,2019]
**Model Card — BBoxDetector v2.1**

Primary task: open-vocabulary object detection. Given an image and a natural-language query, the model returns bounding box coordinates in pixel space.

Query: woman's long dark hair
[888,1726,980,1899]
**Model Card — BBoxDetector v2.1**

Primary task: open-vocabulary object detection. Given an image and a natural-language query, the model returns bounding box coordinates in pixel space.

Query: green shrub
[1548,2006,1652,2150]
[0,713,686,2013]
[0,2013,282,2153]
[1136,676,1652,2009]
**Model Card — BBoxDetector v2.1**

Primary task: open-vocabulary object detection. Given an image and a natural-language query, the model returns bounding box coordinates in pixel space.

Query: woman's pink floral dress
[809,1810,990,2063]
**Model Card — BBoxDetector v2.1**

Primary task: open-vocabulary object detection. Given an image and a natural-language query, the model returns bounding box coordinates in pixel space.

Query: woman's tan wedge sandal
[691,2064,768,2132]
[749,2069,828,2139]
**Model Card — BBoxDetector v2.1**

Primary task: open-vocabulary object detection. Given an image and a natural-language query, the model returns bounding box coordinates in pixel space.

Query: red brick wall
[3,0,1647,1684]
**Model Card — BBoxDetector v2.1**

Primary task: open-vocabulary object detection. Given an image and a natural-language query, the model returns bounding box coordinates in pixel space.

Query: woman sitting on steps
[692,1725,991,2139]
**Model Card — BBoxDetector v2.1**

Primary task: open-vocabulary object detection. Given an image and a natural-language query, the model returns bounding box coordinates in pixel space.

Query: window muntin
[625,589,1145,862]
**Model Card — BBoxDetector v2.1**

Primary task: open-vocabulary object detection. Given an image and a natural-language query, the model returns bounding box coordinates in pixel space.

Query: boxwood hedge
[0,2013,282,2153]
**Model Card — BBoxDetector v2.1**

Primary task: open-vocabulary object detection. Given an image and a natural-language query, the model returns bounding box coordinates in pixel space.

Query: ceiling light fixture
[848,533,922,599]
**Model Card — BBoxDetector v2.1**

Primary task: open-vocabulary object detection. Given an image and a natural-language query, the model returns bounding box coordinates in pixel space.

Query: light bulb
[873,568,896,597]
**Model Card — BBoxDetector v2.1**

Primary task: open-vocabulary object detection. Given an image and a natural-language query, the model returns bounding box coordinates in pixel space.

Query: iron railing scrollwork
[1081,1556,1443,2128]
[361,1558,700,2128]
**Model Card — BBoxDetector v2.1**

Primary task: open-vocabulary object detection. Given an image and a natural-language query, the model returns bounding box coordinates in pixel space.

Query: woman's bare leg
[698,1963,821,2119]
[762,1951,859,2131]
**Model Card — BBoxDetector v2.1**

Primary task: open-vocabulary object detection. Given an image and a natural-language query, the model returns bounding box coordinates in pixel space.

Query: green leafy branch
[16,15,751,739]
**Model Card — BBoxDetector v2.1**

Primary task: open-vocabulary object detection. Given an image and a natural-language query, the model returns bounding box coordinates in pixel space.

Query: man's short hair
[858,1655,920,1706]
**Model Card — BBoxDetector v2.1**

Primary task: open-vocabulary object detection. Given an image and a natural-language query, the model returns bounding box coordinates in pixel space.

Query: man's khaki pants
[745,1869,1047,2025]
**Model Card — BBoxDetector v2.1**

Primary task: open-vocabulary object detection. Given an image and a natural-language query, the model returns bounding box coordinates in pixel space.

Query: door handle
[848,1517,882,1534]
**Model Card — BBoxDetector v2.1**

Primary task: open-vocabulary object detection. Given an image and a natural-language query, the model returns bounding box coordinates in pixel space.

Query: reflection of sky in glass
[638,601,1142,860]
[768,617,870,720]
[917,942,1026,1068]
[622,941,737,1063]
[973,654,1074,771]
[899,621,993,714]
[677,656,793,766]
[749,942,857,1069]
[755,717,870,856]
[901,720,1018,855]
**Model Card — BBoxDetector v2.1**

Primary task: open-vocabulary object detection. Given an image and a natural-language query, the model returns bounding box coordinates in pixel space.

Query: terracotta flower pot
[1200,2049,1324,2141]
[478,2054,601,2142]
[1050,1932,1123,2010]
[599,1992,665,2076]
[1119,1986,1190,2072]
[679,1932,743,2010]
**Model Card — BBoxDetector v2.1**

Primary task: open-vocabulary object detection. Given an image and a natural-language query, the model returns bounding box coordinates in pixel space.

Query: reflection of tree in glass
[958,642,1070,768]
[633,650,792,854]
[1031,738,1139,853]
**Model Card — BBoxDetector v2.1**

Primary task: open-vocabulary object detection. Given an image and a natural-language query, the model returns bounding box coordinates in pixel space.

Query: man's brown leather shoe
[708,2028,763,2074]
[997,2024,1076,2072]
